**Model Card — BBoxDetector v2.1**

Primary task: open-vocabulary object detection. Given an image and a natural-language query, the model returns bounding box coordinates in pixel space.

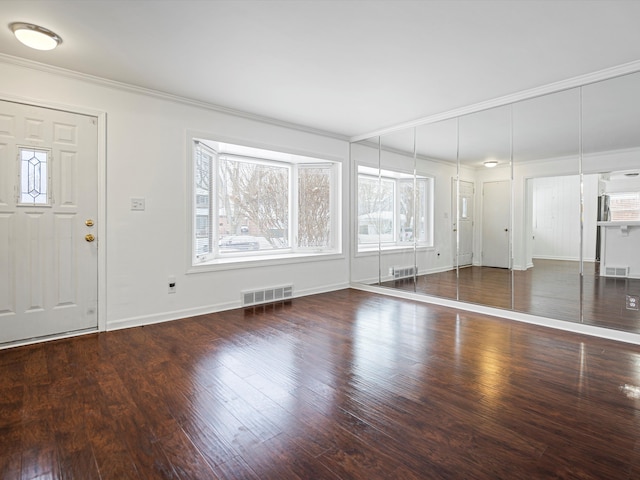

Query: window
[357,166,433,251]
[298,166,333,248]
[18,147,50,206]
[192,139,340,265]
[196,194,209,208]
[609,192,640,221]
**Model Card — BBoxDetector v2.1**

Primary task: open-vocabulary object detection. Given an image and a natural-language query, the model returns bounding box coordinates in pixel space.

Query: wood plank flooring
[381,259,640,333]
[3,289,640,478]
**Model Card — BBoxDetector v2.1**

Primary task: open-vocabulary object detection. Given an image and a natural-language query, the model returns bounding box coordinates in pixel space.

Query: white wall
[0,58,350,330]
[529,174,598,262]
[512,156,579,269]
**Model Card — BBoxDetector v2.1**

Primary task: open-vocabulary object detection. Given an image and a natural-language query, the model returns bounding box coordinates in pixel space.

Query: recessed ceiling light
[9,22,62,51]
[483,160,498,168]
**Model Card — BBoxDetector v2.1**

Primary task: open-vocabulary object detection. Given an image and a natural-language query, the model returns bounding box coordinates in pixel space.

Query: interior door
[455,180,474,266]
[482,180,510,268]
[0,100,98,344]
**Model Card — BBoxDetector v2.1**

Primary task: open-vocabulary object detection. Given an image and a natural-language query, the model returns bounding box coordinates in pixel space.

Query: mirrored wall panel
[375,118,461,300]
[512,87,581,323]
[457,105,512,309]
[377,128,419,289]
[582,71,640,333]
[351,136,381,285]
[350,69,640,336]
[409,118,460,300]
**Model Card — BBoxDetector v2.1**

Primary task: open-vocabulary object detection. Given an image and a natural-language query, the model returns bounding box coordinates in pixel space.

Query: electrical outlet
[626,294,639,311]
[131,197,145,211]
[168,275,176,294]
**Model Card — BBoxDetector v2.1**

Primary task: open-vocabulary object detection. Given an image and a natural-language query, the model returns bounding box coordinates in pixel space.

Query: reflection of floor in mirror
[379,259,640,334]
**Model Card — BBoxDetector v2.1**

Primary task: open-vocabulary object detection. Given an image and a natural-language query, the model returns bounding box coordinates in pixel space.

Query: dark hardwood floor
[3,289,640,479]
[381,259,640,333]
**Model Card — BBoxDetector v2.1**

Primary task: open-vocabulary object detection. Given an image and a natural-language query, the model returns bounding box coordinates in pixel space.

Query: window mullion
[291,164,297,250]
[211,149,218,259]
[393,179,398,244]
[330,163,338,250]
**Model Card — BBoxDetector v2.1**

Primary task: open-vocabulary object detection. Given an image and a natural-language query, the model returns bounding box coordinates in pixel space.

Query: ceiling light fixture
[483,160,498,168]
[9,22,62,51]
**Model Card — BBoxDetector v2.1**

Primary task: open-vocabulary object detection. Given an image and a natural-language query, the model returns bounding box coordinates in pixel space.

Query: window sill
[188,250,345,273]
[356,245,434,257]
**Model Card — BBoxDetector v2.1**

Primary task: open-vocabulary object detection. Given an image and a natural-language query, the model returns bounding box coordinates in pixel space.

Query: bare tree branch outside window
[193,139,339,263]
[298,167,331,247]
[220,158,289,248]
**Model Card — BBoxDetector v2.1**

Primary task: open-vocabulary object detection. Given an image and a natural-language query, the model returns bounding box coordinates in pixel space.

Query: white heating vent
[604,266,629,278]
[242,285,293,307]
[392,265,417,280]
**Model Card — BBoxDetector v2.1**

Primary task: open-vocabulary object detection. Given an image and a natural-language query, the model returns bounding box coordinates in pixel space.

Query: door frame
[1,93,107,339]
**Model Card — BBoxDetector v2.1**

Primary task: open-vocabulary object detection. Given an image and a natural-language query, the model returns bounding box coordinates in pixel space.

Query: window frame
[608,191,640,222]
[216,153,292,259]
[190,136,342,269]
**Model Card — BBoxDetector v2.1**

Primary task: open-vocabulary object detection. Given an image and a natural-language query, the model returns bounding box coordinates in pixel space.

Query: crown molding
[0,53,350,143]
[351,59,640,143]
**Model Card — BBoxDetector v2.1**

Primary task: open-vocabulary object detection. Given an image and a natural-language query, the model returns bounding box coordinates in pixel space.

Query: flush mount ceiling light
[483,160,498,168]
[9,22,62,51]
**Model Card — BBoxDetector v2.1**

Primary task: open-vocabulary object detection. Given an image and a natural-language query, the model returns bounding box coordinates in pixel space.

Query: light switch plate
[131,197,145,211]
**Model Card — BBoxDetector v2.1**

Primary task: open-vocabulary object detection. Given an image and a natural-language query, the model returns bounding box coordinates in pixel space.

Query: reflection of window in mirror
[608,192,640,221]
[461,197,468,219]
[357,165,434,251]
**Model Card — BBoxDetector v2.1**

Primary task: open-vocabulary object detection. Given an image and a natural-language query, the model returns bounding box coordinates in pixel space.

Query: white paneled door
[0,100,98,345]
[482,180,511,269]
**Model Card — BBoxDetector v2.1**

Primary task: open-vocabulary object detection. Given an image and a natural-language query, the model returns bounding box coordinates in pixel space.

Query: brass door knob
[85,234,95,242]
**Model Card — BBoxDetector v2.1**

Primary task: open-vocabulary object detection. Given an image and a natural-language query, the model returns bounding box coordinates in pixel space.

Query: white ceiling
[2,1,640,138]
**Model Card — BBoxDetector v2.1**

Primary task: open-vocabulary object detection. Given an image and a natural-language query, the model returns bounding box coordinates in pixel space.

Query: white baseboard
[353,265,454,285]
[532,255,580,262]
[350,283,640,346]
[512,263,533,271]
[106,282,349,331]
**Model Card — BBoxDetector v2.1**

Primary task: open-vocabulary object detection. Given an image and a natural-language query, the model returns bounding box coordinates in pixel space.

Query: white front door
[0,100,98,345]
[482,180,510,268]
[455,180,474,266]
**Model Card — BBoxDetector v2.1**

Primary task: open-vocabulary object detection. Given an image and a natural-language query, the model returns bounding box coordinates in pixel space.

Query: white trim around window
[188,134,343,270]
